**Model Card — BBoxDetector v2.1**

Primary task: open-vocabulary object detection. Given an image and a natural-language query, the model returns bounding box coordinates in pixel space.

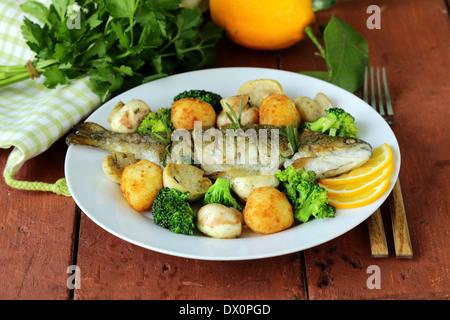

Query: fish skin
[66,122,169,166]
[283,129,373,179]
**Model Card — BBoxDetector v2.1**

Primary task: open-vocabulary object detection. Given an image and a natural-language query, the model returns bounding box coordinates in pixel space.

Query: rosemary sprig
[225,96,244,131]
[280,118,299,158]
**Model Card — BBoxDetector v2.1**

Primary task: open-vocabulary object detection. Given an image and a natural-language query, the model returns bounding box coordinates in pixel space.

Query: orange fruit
[209,0,316,50]
[319,143,393,186]
[327,179,390,209]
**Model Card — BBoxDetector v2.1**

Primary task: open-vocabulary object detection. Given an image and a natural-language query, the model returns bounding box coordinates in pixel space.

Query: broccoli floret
[276,166,335,223]
[173,89,222,114]
[305,107,358,138]
[137,108,173,135]
[151,188,196,235]
[203,178,243,211]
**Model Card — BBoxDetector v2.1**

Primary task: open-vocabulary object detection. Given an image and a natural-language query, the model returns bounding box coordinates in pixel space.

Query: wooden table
[1,0,449,301]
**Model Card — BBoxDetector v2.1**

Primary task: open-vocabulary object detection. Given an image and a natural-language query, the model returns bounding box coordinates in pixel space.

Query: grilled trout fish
[284,129,372,178]
[66,122,372,179]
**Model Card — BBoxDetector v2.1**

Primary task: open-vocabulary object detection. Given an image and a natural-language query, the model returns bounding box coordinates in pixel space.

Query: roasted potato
[238,79,283,108]
[171,98,216,130]
[243,187,294,234]
[108,101,125,123]
[259,94,300,127]
[219,94,251,112]
[109,99,150,133]
[163,163,212,201]
[216,107,259,128]
[196,203,243,238]
[102,152,138,184]
[294,96,325,123]
[120,159,163,211]
[216,94,259,127]
[314,92,334,110]
[294,93,334,123]
[230,174,280,202]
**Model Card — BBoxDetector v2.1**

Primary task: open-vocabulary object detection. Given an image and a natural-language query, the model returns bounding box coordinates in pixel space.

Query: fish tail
[66,122,108,148]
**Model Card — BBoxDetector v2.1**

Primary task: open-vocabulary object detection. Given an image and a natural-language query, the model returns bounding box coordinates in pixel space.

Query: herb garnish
[0,0,222,101]
[225,97,243,132]
[280,119,299,158]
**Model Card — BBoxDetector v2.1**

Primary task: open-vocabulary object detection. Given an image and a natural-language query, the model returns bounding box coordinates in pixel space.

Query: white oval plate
[65,67,400,261]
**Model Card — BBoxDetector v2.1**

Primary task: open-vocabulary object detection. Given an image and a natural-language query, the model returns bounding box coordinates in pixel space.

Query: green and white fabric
[0,0,101,196]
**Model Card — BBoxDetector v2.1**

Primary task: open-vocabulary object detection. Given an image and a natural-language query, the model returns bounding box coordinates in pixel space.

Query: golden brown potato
[259,94,300,127]
[237,79,283,108]
[243,187,294,234]
[171,98,216,130]
[163,163,212,201]
[121,159,163,211]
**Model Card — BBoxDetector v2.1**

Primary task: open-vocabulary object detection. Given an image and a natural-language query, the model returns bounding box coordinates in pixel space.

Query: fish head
[287,129,373,179]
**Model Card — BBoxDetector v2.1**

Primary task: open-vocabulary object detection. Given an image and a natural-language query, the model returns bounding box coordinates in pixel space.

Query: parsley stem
[0,59,59,88]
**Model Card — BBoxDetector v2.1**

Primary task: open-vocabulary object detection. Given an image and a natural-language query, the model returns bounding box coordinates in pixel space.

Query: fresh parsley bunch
[0,0,222,101]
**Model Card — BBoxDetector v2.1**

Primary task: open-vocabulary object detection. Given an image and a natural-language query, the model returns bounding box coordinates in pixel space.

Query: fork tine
[382,67,395,124]
[363,66,369,103]
[370,66,376,110]
[376,67,385,116]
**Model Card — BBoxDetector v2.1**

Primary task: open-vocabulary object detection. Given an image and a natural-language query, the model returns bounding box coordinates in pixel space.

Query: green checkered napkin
[0,0,101,196]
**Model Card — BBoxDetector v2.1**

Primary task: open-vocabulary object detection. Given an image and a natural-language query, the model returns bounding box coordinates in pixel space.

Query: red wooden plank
[0,139,77,299]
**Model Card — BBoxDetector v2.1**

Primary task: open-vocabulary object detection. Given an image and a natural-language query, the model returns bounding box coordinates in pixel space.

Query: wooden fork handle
[389,179,413,258]
[367,208,389,258]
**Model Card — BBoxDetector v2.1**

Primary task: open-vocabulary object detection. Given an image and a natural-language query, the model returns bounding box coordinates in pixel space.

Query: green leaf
[115,65,133,76]
[110,20,129,49]
[43,66,68,88]
[105,0,136,19]
[54,43,71,61]
[175,8,203,41]
[324,16,369,93]
[302,16,369,93]
[52,0,74,20]
[20,1,50,25]
[21,17,45,47]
